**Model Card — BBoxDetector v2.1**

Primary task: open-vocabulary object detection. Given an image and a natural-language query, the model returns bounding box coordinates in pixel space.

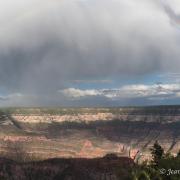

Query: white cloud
[0,93,23,101]
[60,88,101,98]
[60,83,180,100]
[0,93,38,107]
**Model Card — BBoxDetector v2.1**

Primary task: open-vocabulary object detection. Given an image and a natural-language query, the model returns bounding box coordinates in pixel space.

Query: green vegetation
[150,140,164,166]
[128,141,180,180]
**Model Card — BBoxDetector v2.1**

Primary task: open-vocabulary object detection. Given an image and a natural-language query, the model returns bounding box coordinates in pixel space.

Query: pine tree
[150,140,164,166]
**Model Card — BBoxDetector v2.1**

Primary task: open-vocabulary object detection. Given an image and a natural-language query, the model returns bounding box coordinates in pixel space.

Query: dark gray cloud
[161,0,180,25]
[0,0,180,106]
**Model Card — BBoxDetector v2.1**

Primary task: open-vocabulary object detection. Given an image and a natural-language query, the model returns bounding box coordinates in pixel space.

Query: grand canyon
[0,106,179,163]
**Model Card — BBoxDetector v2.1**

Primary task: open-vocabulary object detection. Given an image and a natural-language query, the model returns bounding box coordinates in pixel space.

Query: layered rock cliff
[0,106,179,162]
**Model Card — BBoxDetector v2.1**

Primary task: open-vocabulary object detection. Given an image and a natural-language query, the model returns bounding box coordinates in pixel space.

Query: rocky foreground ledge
[0,156,134,180]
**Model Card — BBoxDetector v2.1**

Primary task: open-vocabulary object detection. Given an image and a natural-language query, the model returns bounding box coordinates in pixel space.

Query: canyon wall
[0,106,179,162]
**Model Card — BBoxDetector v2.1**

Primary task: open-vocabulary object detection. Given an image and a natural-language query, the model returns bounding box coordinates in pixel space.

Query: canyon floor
[0,106,179,163]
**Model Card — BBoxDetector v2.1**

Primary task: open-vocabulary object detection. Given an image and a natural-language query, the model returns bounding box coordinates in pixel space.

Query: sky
[0,0,180,107]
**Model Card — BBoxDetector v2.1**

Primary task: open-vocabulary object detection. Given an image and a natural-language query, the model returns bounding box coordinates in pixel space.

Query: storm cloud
[0,0,180,106]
